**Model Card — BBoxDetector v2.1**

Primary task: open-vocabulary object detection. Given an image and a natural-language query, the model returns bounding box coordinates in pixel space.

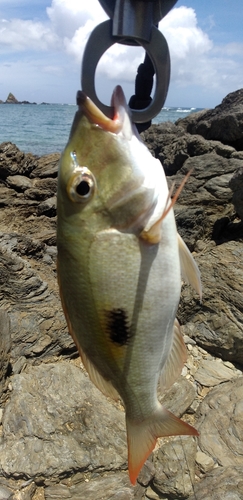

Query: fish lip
[76,87,124,134]
[110,85,126,113]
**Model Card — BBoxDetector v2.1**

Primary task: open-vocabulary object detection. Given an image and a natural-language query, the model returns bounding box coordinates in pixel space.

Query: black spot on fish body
[105,308,130,346]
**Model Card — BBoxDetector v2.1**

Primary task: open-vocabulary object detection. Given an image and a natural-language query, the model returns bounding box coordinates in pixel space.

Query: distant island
[0,92,49,105]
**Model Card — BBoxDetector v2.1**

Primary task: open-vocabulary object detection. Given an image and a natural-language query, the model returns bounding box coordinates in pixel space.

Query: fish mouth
[76,86,127,134]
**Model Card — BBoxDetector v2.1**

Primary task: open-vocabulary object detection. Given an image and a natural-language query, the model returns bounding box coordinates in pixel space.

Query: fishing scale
[81,0,178,124]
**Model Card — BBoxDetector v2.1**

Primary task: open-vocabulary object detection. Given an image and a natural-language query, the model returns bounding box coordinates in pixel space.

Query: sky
[0,0,242,108]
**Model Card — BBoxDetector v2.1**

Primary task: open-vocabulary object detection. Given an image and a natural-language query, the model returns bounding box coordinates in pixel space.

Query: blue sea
[0,103,202,157]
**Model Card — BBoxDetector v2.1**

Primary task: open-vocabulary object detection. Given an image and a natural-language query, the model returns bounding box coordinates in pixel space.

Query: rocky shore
[0,89,242,499]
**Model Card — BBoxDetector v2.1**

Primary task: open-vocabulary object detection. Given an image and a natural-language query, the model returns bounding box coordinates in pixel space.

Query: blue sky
[0,0,242,108]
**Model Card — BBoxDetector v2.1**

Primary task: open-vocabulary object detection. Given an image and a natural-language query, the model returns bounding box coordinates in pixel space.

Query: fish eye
[76,180,91,197]
[67,167,96,203]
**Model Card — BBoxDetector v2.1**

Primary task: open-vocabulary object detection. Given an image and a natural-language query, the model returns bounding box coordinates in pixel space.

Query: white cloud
[46,0,106,38]
[0,1,242,105]
[0,18,59,51]
[159,6,213,86]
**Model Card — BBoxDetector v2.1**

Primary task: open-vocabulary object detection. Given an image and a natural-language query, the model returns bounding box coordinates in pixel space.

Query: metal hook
[81,20,170,123]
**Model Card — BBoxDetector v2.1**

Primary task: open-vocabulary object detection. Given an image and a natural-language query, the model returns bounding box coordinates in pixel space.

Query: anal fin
[178,233,202,300]
[159,318,187,392]
[58,282,119,402]
[79,346,120,401]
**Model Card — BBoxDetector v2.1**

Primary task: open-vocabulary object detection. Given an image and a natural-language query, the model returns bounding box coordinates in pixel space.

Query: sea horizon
[0,102,204,157]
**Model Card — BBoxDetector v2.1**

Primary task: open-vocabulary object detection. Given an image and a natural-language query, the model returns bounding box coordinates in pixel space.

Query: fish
[57,85,202,485]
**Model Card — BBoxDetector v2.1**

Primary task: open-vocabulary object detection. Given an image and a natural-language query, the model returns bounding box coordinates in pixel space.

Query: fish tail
[126,406,198,485]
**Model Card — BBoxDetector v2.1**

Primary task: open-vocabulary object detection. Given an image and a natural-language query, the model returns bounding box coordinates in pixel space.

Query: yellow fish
[57,86,201,484]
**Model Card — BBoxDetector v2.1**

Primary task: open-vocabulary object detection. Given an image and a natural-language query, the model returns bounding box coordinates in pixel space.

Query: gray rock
[159,377,197,417]
[24,178,57,202]
[229,166,243,220]
[44,473,137,500]
[194,359,237,387]
[0,482,12,499]
[0,310,11,400]
[0,143,36,179]
[37,196,56,217]
[0,232,74,362]
[152,435,197,498]
[188,466,243,500]
[168,153,242,248]
[176,88,243,150]
[30,154,60,179]
[195,450,215,474]
[5,176,33,192]
[0,363,127,481]
[197,378,243,467]
[179,240,243,364]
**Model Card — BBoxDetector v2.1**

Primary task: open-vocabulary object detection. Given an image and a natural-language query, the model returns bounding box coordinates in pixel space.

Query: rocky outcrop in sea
[0,93,37,105]
[0,88,242,499]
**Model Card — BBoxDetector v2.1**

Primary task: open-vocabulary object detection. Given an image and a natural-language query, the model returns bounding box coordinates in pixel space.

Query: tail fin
[126,406,198,485]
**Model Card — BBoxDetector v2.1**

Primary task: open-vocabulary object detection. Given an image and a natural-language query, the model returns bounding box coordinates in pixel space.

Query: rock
[30,154,60,178]
[0,310,11,400]
[2,94,37,106]
[179,240,243,364]
[188,466,243,500]
[45,473,138,500]
[176,88,243,150]
[195,450,215,474]
[5,93,18,104]
[0,482,12,499]
[194,359,238,387]
[0,143,36,179]
[0,232,74,363]
[0,85,243,497]
[143,124,242,250]
[152,435,197,498]
[37,196,57,217]
[159,377,197,417]
[6,175,33,192]
[0,363,127,481]
[197,378,243,467]
[25,178,57,201]
[229,166,243,220]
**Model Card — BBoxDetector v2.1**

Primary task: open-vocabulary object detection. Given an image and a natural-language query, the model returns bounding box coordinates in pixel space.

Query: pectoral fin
[126,406,198,485]
[178,233,202,300]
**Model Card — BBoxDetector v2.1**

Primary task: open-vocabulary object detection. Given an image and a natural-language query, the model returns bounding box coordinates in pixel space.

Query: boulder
[229,166,243,221]
[0,363,127,481]
[197,378,243,467]
[188,466,243,500]
[176,88,243,150]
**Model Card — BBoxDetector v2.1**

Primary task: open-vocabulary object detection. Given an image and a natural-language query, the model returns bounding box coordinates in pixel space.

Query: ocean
[0,103,203,157]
